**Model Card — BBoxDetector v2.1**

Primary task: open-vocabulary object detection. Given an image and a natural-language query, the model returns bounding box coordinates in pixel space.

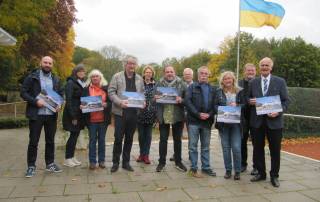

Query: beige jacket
[108,71,144,116]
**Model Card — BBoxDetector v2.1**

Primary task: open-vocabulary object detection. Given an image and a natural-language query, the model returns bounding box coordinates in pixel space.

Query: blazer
[108,71,144,116]
[248,75,290,129]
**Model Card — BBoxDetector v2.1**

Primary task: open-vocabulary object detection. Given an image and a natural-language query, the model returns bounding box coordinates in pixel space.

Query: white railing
[0,101,26,119]
[284,113,320,120]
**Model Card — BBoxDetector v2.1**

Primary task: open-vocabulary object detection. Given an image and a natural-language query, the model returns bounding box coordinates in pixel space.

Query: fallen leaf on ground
[156,186,167,191]
[98,184,106,188]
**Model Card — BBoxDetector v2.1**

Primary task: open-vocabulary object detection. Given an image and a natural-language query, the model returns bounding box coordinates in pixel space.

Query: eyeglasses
[261,64,269,67]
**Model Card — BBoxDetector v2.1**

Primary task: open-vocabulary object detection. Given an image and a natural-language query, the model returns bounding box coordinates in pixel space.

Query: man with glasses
[108,56,144,172]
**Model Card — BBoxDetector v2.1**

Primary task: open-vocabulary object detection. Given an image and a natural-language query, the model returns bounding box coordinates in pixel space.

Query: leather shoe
[271,177,280,187]
[110,163,119,173]
[250,174,266,182]
[122,163,134,172]
[250,168,259,175]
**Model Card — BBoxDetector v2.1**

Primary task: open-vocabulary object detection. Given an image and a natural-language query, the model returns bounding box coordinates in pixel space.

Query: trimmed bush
[0,117,28,129]
[284,87,320,138]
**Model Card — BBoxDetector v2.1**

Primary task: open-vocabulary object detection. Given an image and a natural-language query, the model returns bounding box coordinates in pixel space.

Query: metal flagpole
[236,0,241,82]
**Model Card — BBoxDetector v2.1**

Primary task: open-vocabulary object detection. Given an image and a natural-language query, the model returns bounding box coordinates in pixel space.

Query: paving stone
[10,185,64,198]
[0,177,43,186]
[139,189,191,202]
[296,178,320,189]
[0,187,14,199]
[224,183,273,196]
[42,175,88,185]
[268,180,309,192]
[88,173,131,183]
[64,183,112,195]
[129,172,169,181]
[154,178,199,189]
[0,198,34,202]
[112,180,156,193]
[184,186,233,200]
[262,192,317,202]
[219,195,269,202]
[89,192,141,202]
[34,195,88,202]
[299,189,320,201]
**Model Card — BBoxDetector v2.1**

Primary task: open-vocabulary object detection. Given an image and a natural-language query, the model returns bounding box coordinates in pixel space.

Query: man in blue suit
[248,57,289,187]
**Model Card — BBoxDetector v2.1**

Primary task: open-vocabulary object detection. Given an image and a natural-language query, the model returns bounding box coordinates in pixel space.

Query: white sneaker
[63,158,76,167]
[72,157,81,166]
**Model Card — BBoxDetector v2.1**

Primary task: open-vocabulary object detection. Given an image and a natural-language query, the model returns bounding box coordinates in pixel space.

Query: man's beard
[41,67,51,74]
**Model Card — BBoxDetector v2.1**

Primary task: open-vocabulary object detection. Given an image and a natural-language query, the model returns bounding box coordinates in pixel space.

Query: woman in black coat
[62,64,86,167]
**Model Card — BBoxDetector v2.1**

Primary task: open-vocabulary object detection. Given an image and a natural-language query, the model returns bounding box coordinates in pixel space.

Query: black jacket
[214,88,245,131]
[185,82,216,128]
[238,79,252,133]
[20,69,63,120]
[62,76,85,132]
[82,85,112,125]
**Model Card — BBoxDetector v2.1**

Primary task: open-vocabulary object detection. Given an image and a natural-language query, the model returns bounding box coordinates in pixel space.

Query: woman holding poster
[82,69,112,170]
[214,71,245,180]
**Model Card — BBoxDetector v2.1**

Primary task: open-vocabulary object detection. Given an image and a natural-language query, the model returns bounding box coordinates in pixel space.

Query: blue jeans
[188,124,211,170]
[137,123,153,156]
[219,124,242,173]
[88,122,107,164]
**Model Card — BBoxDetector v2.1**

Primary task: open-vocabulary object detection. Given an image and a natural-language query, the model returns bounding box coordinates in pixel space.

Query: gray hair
[197,66,211,75]
[85,69,108,87]
[122,55,138,67]
[183,68,194,75]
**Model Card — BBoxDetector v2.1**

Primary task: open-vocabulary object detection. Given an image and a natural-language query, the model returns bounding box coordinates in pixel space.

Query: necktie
[263,78,268,95]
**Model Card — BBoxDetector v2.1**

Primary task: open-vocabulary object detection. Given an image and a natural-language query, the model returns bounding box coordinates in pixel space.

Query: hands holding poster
[217,106,241,123]
[80,96,104,113]
[155,87,178,104]
[255,95,283,115]
[121,91,145,108]
[36,88,64,112]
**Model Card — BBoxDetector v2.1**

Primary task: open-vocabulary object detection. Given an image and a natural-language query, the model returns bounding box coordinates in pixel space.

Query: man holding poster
[155,66,188,173]
[248,57,289,187]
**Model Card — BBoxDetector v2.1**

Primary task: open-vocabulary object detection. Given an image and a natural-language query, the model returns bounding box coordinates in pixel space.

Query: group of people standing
[21,55,289,188]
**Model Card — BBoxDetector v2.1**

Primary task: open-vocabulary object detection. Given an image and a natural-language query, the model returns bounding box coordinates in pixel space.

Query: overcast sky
[74,0,320,64]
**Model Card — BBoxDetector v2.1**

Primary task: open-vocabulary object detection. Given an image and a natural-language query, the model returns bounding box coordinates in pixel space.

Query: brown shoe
[89,163,96,170]
[99,162,106,169]
[190,169,203,178]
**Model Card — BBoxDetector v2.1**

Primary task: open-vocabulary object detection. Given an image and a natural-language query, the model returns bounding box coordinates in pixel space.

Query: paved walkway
[0,128,320,202]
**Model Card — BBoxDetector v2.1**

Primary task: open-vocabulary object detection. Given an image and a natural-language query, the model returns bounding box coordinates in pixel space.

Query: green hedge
[283,87,320,137]
[0,117,28,129]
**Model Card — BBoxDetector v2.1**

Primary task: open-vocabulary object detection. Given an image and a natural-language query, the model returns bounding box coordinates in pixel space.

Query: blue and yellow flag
[240,0,285,29]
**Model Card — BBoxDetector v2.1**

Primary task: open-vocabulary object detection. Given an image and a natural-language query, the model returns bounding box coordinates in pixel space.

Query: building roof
[0,27,17,46]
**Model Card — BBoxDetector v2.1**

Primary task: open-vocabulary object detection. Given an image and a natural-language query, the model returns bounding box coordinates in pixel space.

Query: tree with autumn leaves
[0,0,77,92]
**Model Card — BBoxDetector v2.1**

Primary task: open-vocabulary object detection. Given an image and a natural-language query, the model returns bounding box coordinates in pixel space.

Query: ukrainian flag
[240,0,285,29]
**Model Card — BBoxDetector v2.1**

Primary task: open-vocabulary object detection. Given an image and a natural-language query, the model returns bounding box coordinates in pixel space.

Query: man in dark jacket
[21,56,64,178]
[238,63,257,174]
[185,66,216,177]
[249,57,290,187]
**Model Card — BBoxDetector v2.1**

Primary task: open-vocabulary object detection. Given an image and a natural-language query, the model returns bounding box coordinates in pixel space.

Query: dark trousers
[241,127,256,168]
[112,114,137,164]
[137,123,153,156]
[159,121,183,165]
[65,131,80,159]
[27,115,57,167]
[252,124,282,178]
